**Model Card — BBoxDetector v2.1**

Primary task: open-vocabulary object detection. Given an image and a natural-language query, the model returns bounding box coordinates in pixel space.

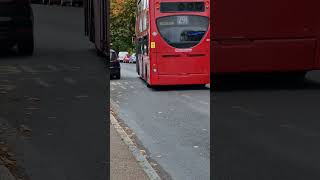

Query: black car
[110,49,120,79]
[0,0,34,55]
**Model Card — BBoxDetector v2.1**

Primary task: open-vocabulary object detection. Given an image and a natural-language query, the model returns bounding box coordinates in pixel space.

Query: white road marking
[120,86,127,90]
[20,65,36,73]
[181,94,193,100]
[0,85,15,91]
[34,78,50,87]
[47,65,59,71]
[199,101,209,105]
[0,65,21,74]
[63,77,76,84]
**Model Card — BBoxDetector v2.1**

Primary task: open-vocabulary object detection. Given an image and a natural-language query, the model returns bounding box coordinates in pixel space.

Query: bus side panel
[315,24,320,70]
[213,39,316,73]
[212,0,319,73]
[213,0,317,39]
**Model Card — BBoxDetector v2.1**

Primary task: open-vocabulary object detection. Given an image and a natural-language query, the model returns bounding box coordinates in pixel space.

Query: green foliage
[111,0,136,53]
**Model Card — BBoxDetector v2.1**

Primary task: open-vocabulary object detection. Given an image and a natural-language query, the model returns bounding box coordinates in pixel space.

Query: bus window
[136,38,141,54]
[139,36,148,56]
[143,0,148,10]
[156,15,208,48]
[143,14,148,31]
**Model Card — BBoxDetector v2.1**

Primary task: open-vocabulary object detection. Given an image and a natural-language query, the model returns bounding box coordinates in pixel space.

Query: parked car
[123,54,130,63]
[129,53,136,63]
[110,49,121,79]
[0,0,34,55]
[117,51,128,62]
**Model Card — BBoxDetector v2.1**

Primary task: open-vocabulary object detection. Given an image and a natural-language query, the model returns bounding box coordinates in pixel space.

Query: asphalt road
[110,63,210,180]
[213,72,320,180]
[0,5,108,180]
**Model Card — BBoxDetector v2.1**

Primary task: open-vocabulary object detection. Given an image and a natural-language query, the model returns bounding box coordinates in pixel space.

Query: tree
[111,0,136,53]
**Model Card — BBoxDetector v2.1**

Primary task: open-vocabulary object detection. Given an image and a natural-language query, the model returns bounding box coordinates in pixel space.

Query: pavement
[111,63,210,180]
[110,113,153,180]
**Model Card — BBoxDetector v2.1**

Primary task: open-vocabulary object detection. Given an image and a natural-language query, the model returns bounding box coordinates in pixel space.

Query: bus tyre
[292,72,307,82]
[17,36,34,56]
[197,84,207,88]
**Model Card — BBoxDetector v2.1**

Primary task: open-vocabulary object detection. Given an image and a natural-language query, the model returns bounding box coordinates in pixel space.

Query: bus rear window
[160,2,205,12]
[156,15,208,48]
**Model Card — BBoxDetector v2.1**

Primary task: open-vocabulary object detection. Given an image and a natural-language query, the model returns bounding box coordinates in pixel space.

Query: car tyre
[17,35,34,56]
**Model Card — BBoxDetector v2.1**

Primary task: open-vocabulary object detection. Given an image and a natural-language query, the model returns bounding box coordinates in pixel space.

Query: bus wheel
[291,72,307,82]
[197,84,207,88]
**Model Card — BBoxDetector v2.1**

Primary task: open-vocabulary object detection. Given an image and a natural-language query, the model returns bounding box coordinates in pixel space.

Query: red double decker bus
[135,0,211,86]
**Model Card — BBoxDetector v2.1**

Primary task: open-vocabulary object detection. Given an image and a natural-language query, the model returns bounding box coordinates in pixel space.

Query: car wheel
[17,34,34,56]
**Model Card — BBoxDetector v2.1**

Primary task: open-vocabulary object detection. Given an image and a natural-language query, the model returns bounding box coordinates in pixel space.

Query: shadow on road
[0,48,21,58]
[137,78,209,91]
[212,72,320,92]
[151,84,209,91]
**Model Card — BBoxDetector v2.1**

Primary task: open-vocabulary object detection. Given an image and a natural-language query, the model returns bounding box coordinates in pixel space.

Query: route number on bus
[177,16,189,25]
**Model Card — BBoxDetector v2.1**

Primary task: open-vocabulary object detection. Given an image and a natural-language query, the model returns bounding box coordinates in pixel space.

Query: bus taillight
[153,64,157,73]
[205,1,209,9]
[156,2,160,9]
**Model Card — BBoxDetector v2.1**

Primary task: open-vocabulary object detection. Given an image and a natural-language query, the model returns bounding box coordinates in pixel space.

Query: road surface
[110,63,210,180]
[213,72,320,180]
[0,5,108,180]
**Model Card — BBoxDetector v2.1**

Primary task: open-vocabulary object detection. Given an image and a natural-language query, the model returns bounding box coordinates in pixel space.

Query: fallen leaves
[18,125,32,137]
[0,143,17,173]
